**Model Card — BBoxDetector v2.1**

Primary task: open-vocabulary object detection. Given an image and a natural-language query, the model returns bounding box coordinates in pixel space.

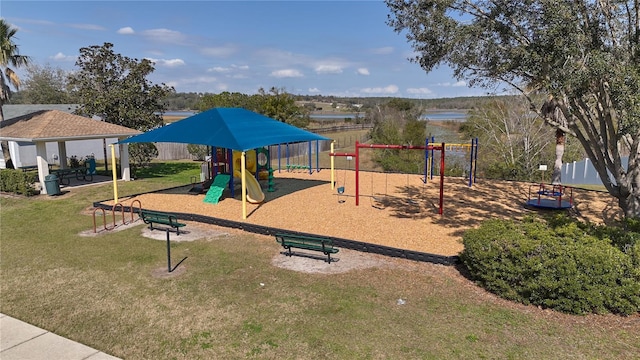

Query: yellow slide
[233,170,265,203]
[232,150,265,204]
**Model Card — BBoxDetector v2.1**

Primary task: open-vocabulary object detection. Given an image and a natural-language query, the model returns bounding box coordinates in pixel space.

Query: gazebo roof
[0,110,141,142]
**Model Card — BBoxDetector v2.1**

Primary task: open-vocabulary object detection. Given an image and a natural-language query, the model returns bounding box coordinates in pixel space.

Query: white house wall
[9,138,121,168]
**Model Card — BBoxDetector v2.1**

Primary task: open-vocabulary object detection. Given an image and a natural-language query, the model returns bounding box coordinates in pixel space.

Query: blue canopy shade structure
[118,107,331,219]
[118,107,330,150]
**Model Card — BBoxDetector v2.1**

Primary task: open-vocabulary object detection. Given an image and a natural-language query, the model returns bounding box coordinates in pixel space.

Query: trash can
[44,173,61,196]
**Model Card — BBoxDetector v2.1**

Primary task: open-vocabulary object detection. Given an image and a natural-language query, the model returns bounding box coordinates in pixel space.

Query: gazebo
[0,110,141,194]
[120,108,330,219]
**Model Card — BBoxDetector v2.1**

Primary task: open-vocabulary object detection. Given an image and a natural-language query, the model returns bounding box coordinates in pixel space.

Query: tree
[68,42,174,131]
[257,87,310,128]
[462,96,583,181]
[129,143,158,178]
[197,91,257,112]
[21,63,74,104]
[197,87,310,128]
[68,42,173,170]
[386,0,640,218]
[368,99,427,173]
[0,19,31,168]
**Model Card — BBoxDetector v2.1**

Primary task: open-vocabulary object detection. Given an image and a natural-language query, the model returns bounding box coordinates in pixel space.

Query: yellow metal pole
[109,144,118,203]
[241,151,247,219]
[330,141,335,190]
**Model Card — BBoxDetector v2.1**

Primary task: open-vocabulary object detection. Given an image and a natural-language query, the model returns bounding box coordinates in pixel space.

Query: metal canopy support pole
[316,140,320,172]
[439,143,445,215]
[241,151,247,219]
[355,141,360,206]
[308,141,312,175]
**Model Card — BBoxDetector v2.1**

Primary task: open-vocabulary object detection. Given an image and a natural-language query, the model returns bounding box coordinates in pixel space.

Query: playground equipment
[277,141,322,174]
[336,155,352,203]
[526,183,574,209]
[330,140,446,215]
[233,150,265,204]
[426,137,478,187]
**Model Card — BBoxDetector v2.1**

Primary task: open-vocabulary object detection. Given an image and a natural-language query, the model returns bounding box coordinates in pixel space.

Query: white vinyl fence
[560,156,629,186]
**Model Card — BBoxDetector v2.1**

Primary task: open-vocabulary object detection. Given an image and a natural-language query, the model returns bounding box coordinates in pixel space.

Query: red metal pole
[439,142,445,215]
[355,140,360,206]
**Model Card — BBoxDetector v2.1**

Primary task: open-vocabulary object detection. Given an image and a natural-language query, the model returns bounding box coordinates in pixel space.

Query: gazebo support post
[36,142,50,194]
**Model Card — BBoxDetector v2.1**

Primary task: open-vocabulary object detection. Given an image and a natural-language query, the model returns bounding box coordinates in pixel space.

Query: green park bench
[140,210,186,235]
[275,233,339,263]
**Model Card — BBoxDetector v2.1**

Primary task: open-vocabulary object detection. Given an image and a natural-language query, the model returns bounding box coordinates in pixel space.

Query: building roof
[0,110,141,142]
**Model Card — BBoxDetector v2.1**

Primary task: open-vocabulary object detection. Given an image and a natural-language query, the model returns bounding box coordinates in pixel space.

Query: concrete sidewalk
[0,313,120,360]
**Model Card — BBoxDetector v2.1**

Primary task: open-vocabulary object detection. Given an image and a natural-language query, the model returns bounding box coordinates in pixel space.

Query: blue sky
[2,1,489,98]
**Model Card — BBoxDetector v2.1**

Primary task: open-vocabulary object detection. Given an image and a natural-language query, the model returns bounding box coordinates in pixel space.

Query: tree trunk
[619,191,640,219]
[551,129,565,184]
[0,106,12,168]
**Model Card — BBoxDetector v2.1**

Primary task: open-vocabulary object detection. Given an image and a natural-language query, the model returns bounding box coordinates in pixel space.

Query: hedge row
[460,215,640,315]
[0,169,39,196]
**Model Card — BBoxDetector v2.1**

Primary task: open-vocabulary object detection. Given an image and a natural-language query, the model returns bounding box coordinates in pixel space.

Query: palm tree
[1,19,31,167]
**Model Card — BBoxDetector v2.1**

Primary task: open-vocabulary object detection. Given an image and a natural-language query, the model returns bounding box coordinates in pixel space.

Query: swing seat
[337,186,345,194]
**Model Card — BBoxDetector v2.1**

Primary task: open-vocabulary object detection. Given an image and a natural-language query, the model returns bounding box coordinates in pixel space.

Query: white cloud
[117,26,135,35]
[146,58,185,67]
[371,46,394,55]
[406,87,433,95]
[314,64,343,74]
[270,69,303,78]
[308,87,321,93]
[200,46,237,58]
[438,80,467,87]
[50,52,75,61]
[207,64,249,79]
[356,68,370,76]
[171,76,218,86]
[67,23,105,31]
[361,85,399,95]
[209,66,231,73]
[142,28,187,44]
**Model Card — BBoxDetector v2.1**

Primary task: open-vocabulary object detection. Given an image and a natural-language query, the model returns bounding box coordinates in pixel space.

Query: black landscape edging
[92,201,460,266]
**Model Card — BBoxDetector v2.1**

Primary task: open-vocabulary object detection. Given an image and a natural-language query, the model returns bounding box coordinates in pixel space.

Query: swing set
[330,140,446,215]
[425,137,478,187]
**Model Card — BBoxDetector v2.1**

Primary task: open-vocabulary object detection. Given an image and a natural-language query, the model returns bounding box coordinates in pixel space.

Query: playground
[101,169,622,258]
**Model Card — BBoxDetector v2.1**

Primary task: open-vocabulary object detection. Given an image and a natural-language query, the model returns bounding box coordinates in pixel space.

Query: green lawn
[1,162,638,359]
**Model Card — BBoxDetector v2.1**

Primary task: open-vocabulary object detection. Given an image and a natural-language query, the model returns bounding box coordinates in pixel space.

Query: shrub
[460,215,640,315]
[0,169,39,196]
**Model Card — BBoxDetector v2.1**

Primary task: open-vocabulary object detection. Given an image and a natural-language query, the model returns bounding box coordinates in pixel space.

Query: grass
[2,164,639,359]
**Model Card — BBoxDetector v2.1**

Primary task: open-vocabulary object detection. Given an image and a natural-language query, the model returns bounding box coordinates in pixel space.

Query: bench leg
[176,227,180,235]
[287,246,292,257]
[326,253,331,264]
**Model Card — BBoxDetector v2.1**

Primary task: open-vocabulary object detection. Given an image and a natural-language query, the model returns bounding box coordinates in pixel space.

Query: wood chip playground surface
[102,170,622,257]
